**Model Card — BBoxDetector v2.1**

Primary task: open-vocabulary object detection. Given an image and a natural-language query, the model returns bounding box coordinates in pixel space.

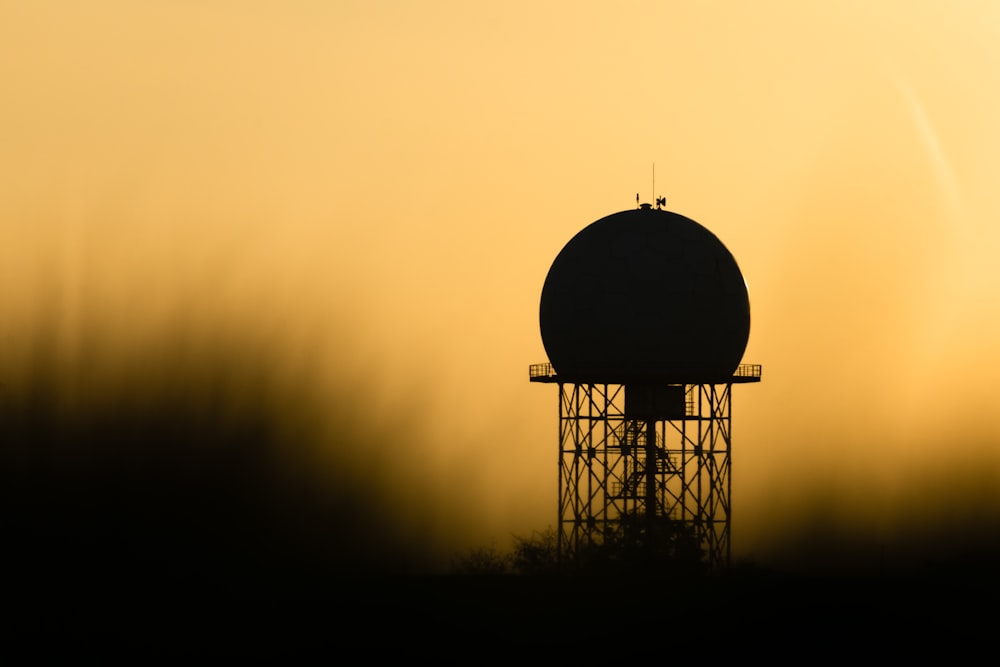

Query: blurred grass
[0,328,443,600]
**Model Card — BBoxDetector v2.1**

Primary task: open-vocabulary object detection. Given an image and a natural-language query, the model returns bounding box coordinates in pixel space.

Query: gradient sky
[3,1,1000,570]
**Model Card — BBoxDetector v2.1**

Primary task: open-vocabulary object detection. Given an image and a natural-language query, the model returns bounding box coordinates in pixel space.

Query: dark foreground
[2,365,996,655]
[8,560,998,657]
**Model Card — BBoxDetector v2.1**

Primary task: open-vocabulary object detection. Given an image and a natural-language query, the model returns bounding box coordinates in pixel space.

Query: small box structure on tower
[529,202,761,572]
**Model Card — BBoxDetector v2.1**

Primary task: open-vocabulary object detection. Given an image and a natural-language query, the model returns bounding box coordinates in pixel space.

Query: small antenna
[652,162,655,207]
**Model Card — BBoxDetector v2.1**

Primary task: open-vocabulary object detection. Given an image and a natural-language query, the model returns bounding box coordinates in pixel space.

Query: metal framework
[529,363,761,572]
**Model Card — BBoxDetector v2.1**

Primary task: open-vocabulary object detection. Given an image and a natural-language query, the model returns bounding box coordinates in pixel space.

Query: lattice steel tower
[529,202,761,572]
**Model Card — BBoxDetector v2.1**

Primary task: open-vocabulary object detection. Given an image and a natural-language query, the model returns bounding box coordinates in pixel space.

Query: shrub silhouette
[450,544,511,575]
[452,519,706,577]
[509,527,560,575]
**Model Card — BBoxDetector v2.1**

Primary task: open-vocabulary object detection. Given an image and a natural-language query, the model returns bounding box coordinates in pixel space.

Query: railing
[733,364,762,379]
[529,363,556,379]
[530,362,761,381]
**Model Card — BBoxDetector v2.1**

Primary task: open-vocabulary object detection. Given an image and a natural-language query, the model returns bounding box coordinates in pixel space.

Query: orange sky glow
[2,1,1000,572]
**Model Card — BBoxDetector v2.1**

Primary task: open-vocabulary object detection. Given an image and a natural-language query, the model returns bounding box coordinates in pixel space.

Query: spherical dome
[539,206,750,383]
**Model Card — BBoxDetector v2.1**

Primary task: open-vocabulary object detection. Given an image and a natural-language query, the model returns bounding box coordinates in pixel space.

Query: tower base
[554,381,735,572]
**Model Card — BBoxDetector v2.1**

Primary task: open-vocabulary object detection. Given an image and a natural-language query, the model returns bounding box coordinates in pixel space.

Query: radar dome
[539,205,750,383]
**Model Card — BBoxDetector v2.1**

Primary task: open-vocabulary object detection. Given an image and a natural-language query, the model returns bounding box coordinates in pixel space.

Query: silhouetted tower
[529,202,760,571]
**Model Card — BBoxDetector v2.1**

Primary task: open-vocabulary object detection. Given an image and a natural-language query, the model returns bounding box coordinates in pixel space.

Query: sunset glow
[3,1,1000,573]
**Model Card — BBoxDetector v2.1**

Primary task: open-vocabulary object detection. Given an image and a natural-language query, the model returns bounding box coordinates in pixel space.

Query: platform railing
[733,364,762,379]
[530,362,761,381]
[529,362,556,379]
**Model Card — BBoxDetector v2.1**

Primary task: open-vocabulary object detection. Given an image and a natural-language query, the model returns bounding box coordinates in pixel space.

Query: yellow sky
[2,1,1000,569]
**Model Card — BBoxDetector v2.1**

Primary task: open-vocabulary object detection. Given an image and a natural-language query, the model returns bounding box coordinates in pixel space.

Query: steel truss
[556,382,733,571]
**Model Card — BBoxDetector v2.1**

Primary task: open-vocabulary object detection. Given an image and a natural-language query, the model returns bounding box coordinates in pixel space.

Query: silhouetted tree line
[451,514,708,577]
[450,528,560,576]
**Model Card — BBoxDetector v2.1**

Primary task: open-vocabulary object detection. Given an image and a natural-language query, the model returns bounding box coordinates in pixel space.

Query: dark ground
[3,353,996,656]
[7,558,997,657]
